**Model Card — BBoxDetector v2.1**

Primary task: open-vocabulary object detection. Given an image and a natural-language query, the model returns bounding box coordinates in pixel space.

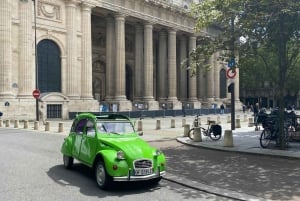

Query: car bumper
[113,171,166,182]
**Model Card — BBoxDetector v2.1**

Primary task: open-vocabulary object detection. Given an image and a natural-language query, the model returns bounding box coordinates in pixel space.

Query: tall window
[37,39,61,93]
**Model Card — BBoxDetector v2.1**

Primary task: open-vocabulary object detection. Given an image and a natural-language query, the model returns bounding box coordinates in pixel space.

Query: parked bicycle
[188,115,222,141]
[260,117,290,148]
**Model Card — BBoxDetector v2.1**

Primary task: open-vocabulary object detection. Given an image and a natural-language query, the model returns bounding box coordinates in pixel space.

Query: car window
[97,121,134,134]
[86,119,95,137]
[75,119,87,134]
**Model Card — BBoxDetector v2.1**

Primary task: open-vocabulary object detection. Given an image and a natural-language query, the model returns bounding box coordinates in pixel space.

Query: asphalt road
[149,138,300,201]
[0,128,235,201]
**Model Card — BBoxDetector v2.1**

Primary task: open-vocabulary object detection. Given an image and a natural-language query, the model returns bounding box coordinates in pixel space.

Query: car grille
[134,159,152,168]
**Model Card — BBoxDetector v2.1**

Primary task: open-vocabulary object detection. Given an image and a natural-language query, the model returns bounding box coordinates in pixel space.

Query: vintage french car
[61,113,166,189]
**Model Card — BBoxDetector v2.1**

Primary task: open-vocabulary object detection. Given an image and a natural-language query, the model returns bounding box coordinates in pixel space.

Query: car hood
[100,137,154,158]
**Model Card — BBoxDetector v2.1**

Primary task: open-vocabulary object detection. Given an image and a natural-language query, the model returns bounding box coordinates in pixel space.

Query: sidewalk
[137,113,300,160]
[177,125,300,160]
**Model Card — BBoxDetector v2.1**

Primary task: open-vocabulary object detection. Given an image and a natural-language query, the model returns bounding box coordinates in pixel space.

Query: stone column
[105,15,115,101]
[188,36,197,102]
[157,29,167,101]
[81,3,93,99]
[134,23,144,101]
[198,66,206,101]
[213,52,220,100]
[114,14,126,100]
[167,29,177,101]
[0,0,13,97]
[206,56,215,101]
[65,0,79,98]
[143,22,154,101]
[179,35,188,100]
[18,0,33,97]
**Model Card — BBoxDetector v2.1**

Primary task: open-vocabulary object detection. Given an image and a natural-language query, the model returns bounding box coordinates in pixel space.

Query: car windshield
[97,121,135,135]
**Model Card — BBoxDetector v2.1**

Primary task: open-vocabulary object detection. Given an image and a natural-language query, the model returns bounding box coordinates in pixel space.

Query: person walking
[39,102,46,125]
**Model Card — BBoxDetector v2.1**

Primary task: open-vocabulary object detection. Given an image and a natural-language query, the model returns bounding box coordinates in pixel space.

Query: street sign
[32,89,40,99]
[227,58,235,68]
[226,68,237,79]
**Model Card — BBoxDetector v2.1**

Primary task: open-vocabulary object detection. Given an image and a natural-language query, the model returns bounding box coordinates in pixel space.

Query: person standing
[253,102,259,127]
[220,104,225,114]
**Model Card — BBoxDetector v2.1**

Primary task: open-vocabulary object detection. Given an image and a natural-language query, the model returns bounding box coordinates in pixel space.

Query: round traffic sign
[32,89,40,99]
[226,68,237,79]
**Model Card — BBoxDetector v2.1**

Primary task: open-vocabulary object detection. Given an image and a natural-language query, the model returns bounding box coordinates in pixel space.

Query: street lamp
[32,0,39,121]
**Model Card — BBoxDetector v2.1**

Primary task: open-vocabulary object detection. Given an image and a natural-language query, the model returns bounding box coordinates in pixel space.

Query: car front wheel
[95,160,112,189]
[63,155,73,169]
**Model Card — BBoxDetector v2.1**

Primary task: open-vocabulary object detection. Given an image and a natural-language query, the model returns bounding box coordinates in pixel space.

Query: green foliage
[191,0,300,149]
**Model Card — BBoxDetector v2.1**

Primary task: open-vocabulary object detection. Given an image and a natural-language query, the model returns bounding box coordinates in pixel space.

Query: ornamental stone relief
[38,1,61,21]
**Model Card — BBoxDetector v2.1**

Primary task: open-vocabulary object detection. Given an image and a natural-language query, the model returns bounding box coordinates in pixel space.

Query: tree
[190,0,300,149]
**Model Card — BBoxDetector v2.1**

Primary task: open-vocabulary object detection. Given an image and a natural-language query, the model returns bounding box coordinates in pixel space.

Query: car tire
[63,155,73,169]
[95,160,112,190]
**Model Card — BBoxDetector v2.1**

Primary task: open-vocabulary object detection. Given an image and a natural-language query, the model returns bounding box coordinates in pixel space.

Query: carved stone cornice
[95,0,195,33]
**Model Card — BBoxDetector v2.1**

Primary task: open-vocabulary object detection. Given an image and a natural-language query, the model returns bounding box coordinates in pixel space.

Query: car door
[72,118,87,159]
[79,119,97,166]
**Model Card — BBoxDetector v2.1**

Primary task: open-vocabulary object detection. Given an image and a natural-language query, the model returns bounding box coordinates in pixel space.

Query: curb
[164,173,267,201]
[176,137,300,160]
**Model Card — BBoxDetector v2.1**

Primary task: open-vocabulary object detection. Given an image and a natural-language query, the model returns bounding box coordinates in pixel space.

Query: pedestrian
[220,104,225,114]
[242,104,246,113]
[253,102,259,127]
[39,102,46,125]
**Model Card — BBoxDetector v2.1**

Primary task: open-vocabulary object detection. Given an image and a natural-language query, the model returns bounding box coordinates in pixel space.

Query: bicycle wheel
[188,128,195,140]
[260,129,271,148]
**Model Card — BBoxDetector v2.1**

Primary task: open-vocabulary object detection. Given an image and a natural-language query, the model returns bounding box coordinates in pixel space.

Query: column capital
[114,13,127,20]
[64,0,80,6]
[144,22,153,29]
[81,2,95,11]
[168,29,177,35]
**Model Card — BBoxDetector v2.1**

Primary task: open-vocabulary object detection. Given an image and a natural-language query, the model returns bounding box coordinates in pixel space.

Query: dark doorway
[37,39,61,93]
[220,69,227,98]
[126,65,133,101]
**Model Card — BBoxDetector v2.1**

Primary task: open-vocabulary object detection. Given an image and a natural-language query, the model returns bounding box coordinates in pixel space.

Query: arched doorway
[37,39,61,93]
[220,69,227,98]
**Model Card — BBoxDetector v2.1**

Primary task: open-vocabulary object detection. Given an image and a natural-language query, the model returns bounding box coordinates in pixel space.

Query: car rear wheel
[63,155,73,169]
[95,160,112,189]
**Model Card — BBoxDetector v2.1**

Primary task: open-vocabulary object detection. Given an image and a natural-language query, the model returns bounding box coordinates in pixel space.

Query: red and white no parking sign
[226,68,237,79]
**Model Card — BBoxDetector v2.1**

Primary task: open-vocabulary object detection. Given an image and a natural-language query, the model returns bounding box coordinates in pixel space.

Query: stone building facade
[0,0,239,120]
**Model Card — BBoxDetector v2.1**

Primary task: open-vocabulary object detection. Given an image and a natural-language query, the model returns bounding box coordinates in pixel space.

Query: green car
[61,113,166,189]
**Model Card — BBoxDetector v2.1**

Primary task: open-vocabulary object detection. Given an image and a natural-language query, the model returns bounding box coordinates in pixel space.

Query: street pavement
[2,111,300,201]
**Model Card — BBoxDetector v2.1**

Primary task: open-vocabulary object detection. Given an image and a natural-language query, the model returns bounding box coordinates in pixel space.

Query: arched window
[37,39,61,93]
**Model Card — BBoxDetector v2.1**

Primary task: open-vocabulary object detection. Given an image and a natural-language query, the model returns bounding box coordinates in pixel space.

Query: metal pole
[231,83,235,130]
[33,0,39,121]
[230,16,235,130]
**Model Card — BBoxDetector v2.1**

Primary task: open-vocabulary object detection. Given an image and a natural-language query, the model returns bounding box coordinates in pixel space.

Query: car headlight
[154,149,162,156]
[116,151,125,160]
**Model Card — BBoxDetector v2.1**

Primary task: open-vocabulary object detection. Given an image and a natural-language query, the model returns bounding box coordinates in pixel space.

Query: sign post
[32,89,40,99]
[32,89,40,121]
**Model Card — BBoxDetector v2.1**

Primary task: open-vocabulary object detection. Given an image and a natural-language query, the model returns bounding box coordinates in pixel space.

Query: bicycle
[188,115,222,141]
[260,117,290,148]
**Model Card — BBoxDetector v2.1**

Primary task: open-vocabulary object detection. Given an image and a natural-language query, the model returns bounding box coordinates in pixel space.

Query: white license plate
[134,168,153,176]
